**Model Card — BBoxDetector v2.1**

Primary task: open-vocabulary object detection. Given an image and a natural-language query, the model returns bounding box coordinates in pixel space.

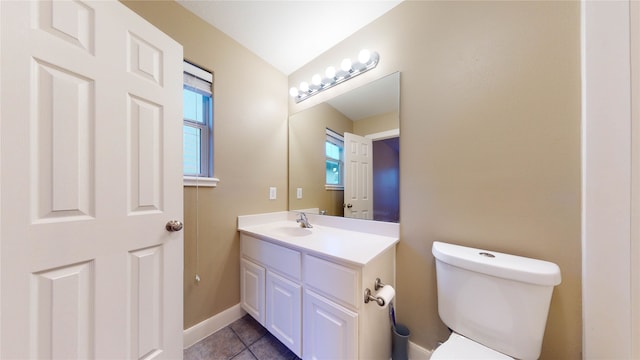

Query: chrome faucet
[296,212,313,228]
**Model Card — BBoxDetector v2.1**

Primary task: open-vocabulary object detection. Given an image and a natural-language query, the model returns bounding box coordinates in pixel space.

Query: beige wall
[290,2,581,359]
[122,1,289,329]
[353,111,399,136]
[289,103,351,216]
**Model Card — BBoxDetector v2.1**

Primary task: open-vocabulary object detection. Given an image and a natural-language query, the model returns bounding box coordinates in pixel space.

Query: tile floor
[184,315,302,360]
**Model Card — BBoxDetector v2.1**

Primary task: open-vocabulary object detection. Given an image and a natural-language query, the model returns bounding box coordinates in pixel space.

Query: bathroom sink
[272,226,313,237]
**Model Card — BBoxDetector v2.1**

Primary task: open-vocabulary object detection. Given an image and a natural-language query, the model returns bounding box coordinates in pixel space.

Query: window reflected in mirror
[325,129,344,188]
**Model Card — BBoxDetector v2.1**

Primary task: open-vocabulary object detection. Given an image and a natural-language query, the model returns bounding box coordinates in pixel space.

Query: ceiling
[175,1,403,75]
[326,72,399,121]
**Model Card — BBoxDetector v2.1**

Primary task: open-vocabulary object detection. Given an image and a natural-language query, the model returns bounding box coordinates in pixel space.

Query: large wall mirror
[289,72,400,223]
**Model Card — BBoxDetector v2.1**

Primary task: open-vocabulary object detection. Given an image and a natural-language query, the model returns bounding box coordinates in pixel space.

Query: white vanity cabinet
[303,253,361,359]
[302,252,395,359]
[240,234,302,357]
[240,231,396,360]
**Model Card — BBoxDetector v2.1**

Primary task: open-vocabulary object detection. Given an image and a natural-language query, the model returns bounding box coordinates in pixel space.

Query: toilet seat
[431,332,513,359]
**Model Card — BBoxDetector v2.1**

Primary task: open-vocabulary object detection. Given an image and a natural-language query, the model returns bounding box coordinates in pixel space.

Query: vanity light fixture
[290,49,380,103]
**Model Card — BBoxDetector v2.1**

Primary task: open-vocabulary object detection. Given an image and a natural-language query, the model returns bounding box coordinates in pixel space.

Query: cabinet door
[266,272,302,357]
[241,258,266,325]
[303,289,358,359]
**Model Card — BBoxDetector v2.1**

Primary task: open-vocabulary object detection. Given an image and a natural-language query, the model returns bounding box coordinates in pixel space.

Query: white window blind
[183,61,216,185]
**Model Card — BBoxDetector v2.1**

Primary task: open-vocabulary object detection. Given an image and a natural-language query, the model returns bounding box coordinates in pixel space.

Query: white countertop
[237,212,399,266]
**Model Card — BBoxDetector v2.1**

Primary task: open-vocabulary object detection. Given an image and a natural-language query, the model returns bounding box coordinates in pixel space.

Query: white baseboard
[183,304,246,349]
[409,340,432,359]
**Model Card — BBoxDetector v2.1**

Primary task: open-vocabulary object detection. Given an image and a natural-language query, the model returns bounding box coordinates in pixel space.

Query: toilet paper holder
[364,278,388,306]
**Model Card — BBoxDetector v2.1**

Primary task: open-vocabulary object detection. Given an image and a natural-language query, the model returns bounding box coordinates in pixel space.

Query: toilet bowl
[431,241,561,360]
[431,332,512,359]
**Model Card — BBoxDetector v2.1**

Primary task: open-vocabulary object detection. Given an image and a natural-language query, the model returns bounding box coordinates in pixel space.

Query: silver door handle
[344,203,353,209]
[166,220,183,232]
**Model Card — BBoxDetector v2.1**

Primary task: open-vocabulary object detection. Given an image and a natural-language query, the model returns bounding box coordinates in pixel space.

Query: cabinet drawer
[241,234,301,281]
[304,254,360,309]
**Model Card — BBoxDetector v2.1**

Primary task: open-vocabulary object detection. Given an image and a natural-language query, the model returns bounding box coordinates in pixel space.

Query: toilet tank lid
[432,241,561,286]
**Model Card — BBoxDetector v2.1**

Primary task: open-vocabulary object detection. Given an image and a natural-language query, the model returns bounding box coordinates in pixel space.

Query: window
[183,61,218,186]
[325,129,344,189]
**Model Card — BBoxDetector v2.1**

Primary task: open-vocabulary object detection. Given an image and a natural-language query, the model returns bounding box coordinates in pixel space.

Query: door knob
[166,220,183,232]
[344,203,353,209]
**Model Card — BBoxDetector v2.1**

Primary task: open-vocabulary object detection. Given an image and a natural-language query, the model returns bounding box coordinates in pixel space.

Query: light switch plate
[296,188,303,199]
[269,187,277,200]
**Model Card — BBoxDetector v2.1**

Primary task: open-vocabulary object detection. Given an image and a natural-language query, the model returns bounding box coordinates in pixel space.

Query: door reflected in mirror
[289,72,400,223]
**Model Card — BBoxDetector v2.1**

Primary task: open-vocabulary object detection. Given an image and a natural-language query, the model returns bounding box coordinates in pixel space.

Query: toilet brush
[389,301,397,330]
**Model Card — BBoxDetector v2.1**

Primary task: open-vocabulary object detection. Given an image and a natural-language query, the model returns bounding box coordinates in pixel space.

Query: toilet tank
[432,241,561,360]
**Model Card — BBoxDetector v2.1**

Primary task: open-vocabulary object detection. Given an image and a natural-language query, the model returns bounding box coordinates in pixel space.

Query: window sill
[325,184,344,191]
[184,176,220,187]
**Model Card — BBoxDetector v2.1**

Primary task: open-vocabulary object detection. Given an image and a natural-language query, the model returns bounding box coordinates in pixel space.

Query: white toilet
[431,241,561,360]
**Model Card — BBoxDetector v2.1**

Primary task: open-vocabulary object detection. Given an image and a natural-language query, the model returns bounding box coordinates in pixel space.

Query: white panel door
[0,1,184,359]
[303,289,358,360]
[266,271,301,357]
[344,132,373,219]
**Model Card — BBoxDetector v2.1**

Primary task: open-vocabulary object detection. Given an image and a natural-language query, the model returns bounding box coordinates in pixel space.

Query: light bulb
[299,82,309,92]
[289,87,299,97]
[358,49,371,64]
[325,66,336,79]
[312,74,322,86]
[341,58,352,72]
